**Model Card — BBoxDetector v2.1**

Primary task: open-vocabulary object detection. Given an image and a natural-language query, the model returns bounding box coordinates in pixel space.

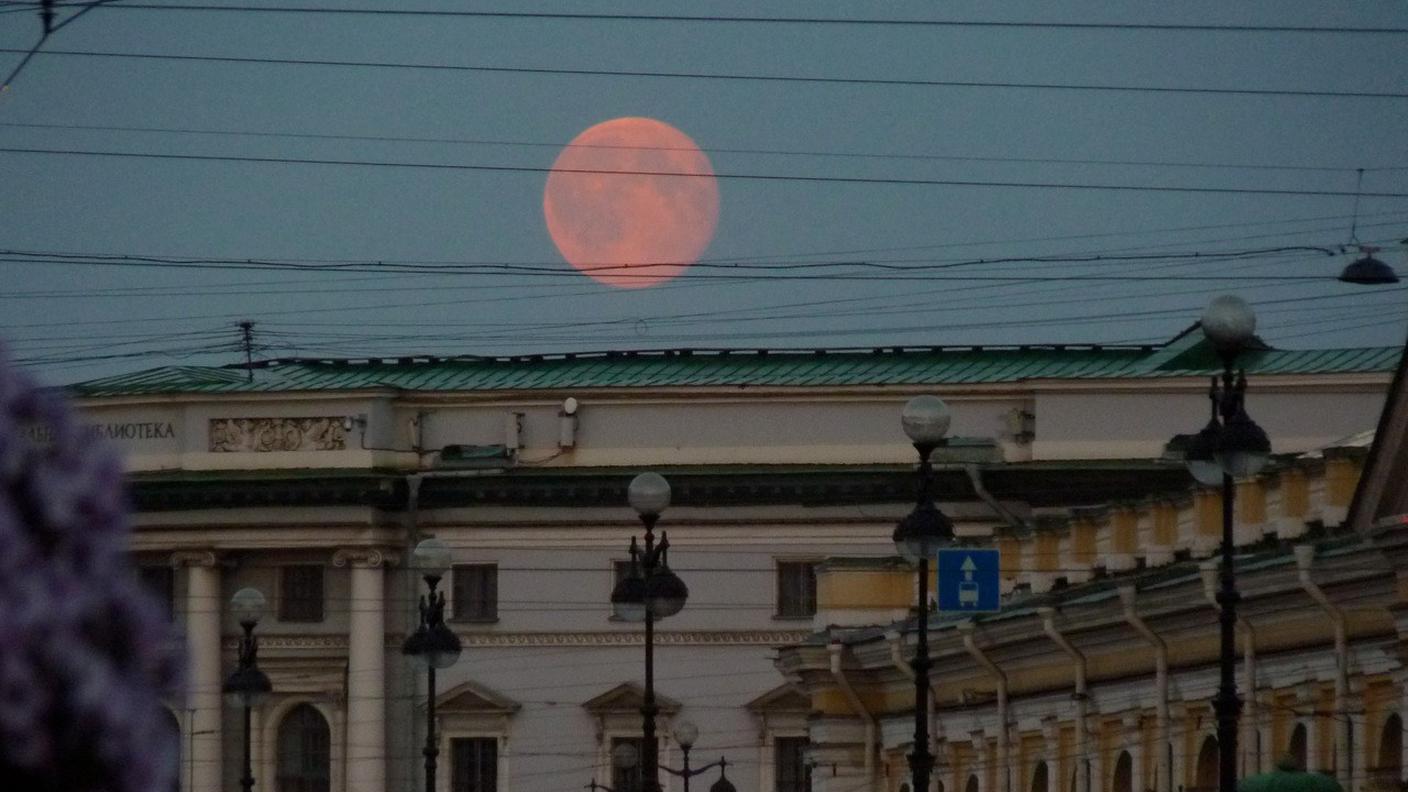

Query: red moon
[543,117,720,289]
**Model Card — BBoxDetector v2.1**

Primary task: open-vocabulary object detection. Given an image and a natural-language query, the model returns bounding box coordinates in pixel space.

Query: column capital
[332,547,400,568]
[170,549,219,568]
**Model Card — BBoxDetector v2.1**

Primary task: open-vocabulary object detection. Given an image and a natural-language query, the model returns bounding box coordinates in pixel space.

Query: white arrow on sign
[961,555,976,581]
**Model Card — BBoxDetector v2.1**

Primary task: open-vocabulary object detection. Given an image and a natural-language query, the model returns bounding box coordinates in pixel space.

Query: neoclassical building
[55,328,1399,792]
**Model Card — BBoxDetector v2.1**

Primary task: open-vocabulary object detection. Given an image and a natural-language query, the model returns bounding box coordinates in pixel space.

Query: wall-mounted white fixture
[558,397,579,448]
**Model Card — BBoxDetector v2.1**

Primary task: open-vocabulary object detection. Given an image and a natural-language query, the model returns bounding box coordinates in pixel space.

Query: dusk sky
[2,1,1407,384]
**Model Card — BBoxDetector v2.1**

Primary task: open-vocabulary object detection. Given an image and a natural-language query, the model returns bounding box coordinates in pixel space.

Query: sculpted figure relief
[209,417,347,452]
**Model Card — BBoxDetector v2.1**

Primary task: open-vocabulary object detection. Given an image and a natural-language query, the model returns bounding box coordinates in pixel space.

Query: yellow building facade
[776,442,1407,792]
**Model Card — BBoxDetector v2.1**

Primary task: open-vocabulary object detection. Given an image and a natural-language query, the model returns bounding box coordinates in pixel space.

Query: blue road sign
[936,548,1001,613]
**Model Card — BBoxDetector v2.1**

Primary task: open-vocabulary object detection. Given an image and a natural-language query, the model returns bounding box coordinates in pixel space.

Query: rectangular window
[451,737,498,792]
[138,565,175,620]
[775,737,811,792]
[776,561,817,620]
[279,565,325,622]
[611,737,644,792]
[452,564,498,622]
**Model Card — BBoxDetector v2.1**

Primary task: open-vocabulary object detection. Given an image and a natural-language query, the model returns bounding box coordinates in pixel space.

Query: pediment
[435,681,520,715]
[583,682,680,715]
[745,683,809,713]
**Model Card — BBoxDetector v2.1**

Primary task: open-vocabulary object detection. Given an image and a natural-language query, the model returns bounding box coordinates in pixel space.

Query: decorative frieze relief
[209,417,346,452]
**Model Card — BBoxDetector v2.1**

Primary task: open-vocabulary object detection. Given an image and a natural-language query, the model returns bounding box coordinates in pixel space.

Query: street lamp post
[662,720,737,792]
[402,538,464,792]
[893,396,956,792]
[1176,296,1271,792]
[589,725,737,792]
[223,588,272,792]
[611,472,690,792]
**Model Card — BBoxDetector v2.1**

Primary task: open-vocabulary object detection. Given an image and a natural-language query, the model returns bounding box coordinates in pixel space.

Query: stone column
[173,551,222,792]
[334,549,394,792]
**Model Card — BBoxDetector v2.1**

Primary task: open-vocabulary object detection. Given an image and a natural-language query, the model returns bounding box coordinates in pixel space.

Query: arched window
[966,773,980,792]
[1377,714,1403,783]
[1112,752,1133,792]
[1288,723,1308,771]
[277,704,330,792]
[1031,761,1049,792]
[1195,736,1219,792]
[163,709,181,792]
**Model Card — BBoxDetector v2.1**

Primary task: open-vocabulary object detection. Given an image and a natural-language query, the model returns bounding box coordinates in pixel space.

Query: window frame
[610,735,646,792]
[278,564,326,623]
[451,563,500,623]
[774,735,812,792]
[774,559,819,621]
[275,702,332,792]
[450,735,500,792]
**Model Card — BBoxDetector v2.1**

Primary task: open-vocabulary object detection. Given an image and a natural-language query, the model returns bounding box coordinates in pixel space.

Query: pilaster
[333,547,398,792]
[171,550,222,792]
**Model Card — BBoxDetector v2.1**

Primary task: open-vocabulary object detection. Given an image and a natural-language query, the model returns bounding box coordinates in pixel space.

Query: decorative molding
[444,630,811,648]
[331,548,398,568]
[222,635,350,651]
[209,417,346,452]
[169,549,218,568]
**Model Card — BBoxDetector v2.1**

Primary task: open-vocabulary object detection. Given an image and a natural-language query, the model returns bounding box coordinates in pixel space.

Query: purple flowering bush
[0,353,184,792]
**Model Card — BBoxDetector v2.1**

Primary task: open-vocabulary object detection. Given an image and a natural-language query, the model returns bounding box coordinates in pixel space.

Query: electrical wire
[4,144,1406,198]
[6,47,1408,101]
[17,4,1408,35]
[2,119,1402,174]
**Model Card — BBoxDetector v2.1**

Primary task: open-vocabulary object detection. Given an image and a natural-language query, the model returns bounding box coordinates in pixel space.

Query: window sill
[449,617,500,625]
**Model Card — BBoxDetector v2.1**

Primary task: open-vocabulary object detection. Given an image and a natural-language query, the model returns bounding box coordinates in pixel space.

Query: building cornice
[123,463,1188,512]
[449,630,812,648]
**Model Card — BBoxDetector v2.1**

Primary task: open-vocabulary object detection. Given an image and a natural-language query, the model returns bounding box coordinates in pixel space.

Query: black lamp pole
[639,523,663,792]
[237,620,258,792]
[894,396,955,792]
[402,539,463,792]
[613,473,689,792]
[1176,296,1270,792]
[903,443,947,792]
[1212,364,1245,792]
[222,588,271,792]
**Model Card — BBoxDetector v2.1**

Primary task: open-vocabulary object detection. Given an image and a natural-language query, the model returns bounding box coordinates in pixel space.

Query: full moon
[543,117,720,289]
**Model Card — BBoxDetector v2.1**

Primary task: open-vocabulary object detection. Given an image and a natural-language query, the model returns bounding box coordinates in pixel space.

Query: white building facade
[58,337,1398,792]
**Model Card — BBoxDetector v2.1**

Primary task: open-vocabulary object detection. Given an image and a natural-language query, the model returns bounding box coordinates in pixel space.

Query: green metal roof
[65,341,1402,397]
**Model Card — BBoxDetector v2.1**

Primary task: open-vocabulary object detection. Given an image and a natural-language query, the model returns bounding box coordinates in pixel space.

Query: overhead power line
[0,243,1356,277]
[4,120,1402,174]
[20,3,1408,34]
[5,48,1406,101]
[4,145,1407,200]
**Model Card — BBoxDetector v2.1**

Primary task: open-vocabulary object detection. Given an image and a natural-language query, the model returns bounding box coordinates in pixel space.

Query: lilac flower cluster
[0,352,184,792]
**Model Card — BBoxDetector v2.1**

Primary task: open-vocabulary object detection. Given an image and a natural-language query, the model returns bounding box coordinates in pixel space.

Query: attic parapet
[1234,478,1271,545]
[968,443,1366,600]
[1107,503,1139,573]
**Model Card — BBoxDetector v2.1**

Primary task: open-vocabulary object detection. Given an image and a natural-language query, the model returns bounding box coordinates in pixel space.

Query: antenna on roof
[238,321,255,382]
